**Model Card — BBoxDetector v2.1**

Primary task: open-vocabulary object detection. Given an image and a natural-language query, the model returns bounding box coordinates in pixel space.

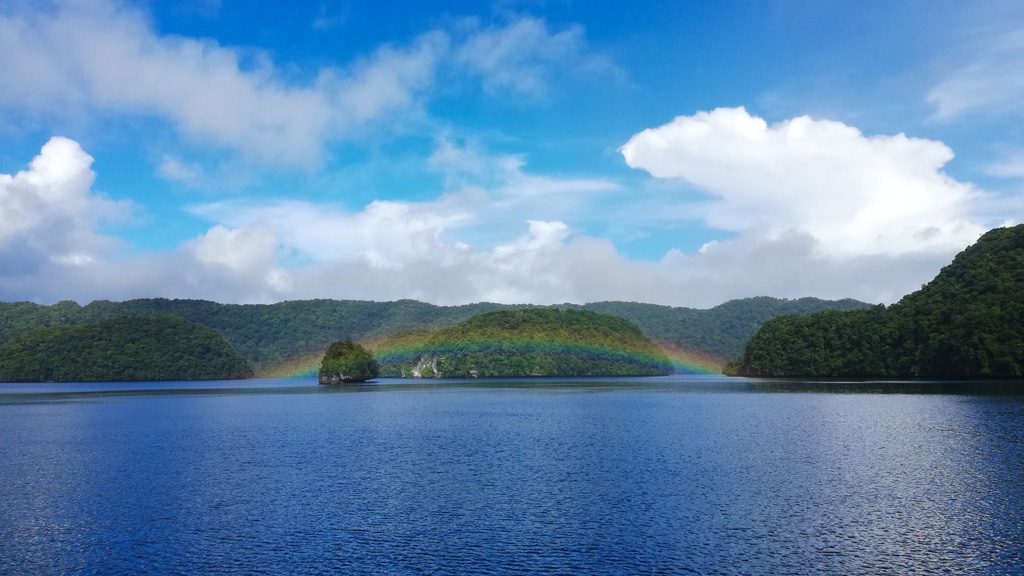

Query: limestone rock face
[318,371,367,385]
[402,355,440,378]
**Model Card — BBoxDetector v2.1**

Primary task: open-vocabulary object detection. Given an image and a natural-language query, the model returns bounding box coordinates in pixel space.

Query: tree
[727,224,1024,379]
[318,340,379,384]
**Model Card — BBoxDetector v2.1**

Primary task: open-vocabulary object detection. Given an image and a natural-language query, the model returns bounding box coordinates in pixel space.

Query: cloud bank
[0,125,994,308]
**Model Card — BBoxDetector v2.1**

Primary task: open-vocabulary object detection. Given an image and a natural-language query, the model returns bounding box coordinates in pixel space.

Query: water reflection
[2,375,1022,404]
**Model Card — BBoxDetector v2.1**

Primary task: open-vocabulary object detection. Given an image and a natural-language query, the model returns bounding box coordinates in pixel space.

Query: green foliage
[0,298,515,374]
[728,225,1024,378]
[578,297,869,361]
[318,340,379,384]
[0,296,866,376]
[0,316,253,382]
[375,308,673,377]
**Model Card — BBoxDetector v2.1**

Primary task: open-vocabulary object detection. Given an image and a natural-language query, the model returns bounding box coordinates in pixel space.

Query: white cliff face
[403,355,440,378]
[318,370,369,384]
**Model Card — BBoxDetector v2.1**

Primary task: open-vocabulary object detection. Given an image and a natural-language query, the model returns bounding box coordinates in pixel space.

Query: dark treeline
[727,225,1024,378]
[0,297,869,375]
[0,299,510,374]
[0,316,253,382]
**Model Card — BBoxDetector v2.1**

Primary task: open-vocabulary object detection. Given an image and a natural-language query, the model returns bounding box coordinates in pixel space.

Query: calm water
[0,376,1022,575]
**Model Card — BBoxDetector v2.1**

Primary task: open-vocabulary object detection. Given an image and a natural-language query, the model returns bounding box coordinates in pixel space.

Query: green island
[726,225,1024,378]
[319,340,379,384]
[0,315,253,382]
[373,308,673,378]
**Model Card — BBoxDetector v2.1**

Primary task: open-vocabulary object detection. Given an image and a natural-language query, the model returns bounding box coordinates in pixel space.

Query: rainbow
[259,351,323,378]
[374,338,671,369]
[653,341,726,374]
[258,339,727,378]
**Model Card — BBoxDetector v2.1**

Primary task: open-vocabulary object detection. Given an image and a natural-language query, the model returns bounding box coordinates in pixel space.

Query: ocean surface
[0,375,1022,575]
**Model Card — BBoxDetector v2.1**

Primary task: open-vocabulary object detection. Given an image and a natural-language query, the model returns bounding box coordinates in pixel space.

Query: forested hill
[575,297,868,361]
[0,316,253,382]
[0,299,511,374]
[727,225,1024,378]
[375,308,673,378]
[0,296,869,375]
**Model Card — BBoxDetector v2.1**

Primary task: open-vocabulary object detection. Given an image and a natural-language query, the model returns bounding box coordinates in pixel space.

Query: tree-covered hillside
[0,299,514,373]
[0,296,868,375]
[579,297,868,360]
[727,225,1024,378]
[375,308,673,378]
[0,316,253,382]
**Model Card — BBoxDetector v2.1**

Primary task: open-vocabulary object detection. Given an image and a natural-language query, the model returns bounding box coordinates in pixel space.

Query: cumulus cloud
[0,136,129,268]
[928,27,1024,120]
[0,137,290,303]
[188,225,278,273]
[620,107,985,258]
[193,197,473,270]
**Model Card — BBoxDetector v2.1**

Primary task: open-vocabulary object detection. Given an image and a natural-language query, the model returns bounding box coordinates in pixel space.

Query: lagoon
[0,376,1022,574]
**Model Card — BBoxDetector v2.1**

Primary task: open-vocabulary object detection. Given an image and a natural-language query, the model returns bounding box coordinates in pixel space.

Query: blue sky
[1,0,1022,306]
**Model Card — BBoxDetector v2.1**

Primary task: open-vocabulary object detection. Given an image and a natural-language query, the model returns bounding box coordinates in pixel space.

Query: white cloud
[928,27,1024,120]
[0,136,642,305]
[0,129,998,309]
[426,136,619,223]
[656,231,950,306]
[312,2,348,32]
[0,1,446,166]
[188,225,278,273]
[175,173,954,307]
[157,155,203,185]
[989,153,1024,178]
[0,4,607,166]
[455,16,606,98]
[427,136,500,179]
[620,107,985,259]
[192,196,473,270]
[0,136,129,267]
[317,32,448,131]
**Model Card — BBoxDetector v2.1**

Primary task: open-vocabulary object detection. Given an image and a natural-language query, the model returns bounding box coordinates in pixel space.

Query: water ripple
[0,380,1021,574]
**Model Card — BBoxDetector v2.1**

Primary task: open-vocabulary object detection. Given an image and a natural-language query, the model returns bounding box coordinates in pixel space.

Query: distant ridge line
[0,296,872,376]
